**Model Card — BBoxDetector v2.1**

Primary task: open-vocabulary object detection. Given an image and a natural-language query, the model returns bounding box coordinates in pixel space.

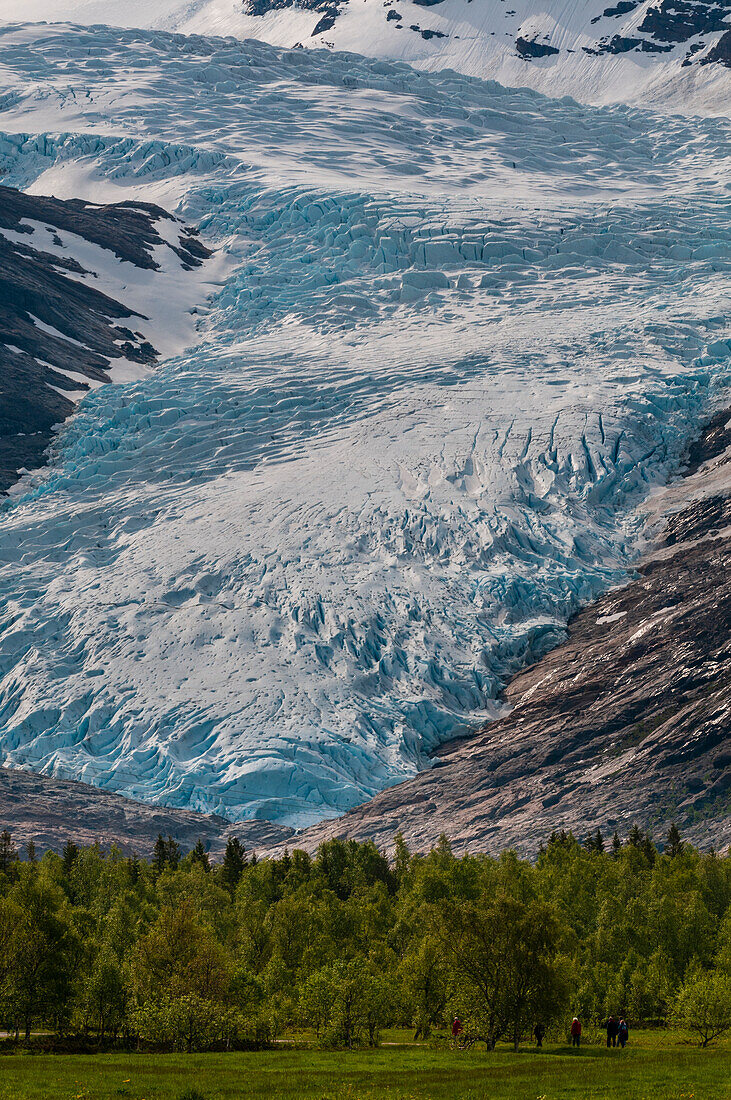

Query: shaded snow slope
[0,24,728,825]
[1,1,729,112]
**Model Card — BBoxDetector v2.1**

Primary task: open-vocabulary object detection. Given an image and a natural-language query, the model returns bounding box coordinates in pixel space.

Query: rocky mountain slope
[2,0,729,111]
[0,765,291,855]
[283,409,731,856]
[0,185,212,493]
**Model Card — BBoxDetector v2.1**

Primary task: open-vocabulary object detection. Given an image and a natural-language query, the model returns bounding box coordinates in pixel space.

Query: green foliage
[671,965,731,1046]
[0,822,729,1052]
[436,894,570,1049]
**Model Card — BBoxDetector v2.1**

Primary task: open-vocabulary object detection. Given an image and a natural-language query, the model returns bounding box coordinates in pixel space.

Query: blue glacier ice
[0,23,728,826]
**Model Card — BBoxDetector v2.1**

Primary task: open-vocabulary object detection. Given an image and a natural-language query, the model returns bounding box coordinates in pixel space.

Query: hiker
[533,1023,545,1049]
[451,1016,463,1039]
[617,1018,629,1048]
[570,1017,581,1047]
[606,1015,619,1047]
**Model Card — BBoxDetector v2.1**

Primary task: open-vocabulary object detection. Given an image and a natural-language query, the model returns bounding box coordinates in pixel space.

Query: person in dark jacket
[570,1017,581,1047]
[617,1018,629,1048]
[606,1016,619,1047]
[533,1023,545,1048]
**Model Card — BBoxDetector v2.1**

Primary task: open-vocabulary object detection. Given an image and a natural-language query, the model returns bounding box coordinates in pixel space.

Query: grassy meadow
[1,1030,729,1100]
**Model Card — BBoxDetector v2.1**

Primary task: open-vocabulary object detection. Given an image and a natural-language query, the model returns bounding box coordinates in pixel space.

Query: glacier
[0,23,729,826]
[1,0,729,113]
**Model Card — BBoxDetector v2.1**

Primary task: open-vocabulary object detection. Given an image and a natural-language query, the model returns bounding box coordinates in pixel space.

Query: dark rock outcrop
[587,34,674,55]
[637,0,730,44]
[516,36,560,59]
[244,0,348,29]
[278,410,731,857]
[589,0,730,57]
[592,2,641,23]
[0,186,210,494]
[701,27,731,63]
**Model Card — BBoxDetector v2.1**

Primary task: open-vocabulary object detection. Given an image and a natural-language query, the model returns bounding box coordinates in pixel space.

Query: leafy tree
[435,894,569,1050]
[4,874,77,1038]
[127,854,140,883]
[131,899,228,1002]
[671,967,731,1046]
[399,936,450,1039]
[361,972,391,1046]
[393,833,411,883]
[325,961,372,1048]
[299,969,335,1038]
[79,947,127,1040]
[132,992,239,1052]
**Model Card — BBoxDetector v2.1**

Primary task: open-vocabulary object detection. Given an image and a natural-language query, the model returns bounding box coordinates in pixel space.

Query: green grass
[1,1031,729,1100]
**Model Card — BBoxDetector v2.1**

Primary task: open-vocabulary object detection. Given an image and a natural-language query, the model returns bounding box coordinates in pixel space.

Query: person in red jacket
[570,1017,582,1047]
[451,1016,464,1039]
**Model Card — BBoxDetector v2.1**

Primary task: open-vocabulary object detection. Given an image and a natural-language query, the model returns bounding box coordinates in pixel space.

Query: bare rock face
[281,410,731,857]
[0,766,293,857]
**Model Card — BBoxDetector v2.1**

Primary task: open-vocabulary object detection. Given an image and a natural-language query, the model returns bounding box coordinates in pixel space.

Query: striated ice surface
[0,24,729,825]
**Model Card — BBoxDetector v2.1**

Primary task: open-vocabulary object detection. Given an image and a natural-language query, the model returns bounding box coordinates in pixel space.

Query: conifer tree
[666,823,683,858]
[152,834,167,875]
[26,839,37,864]
[190,839,210,872]
[220,835,246,894]
[0,828,18,874]
[611,831,622,857]
[393,832,411,881]
[165,836,181,870]
[61,839,79,877]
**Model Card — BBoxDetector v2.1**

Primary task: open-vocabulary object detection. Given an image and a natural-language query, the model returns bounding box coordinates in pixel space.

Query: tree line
[0,824,730,1051]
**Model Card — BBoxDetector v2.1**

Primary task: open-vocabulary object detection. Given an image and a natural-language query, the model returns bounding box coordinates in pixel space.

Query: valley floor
[1,1032,730,1100]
